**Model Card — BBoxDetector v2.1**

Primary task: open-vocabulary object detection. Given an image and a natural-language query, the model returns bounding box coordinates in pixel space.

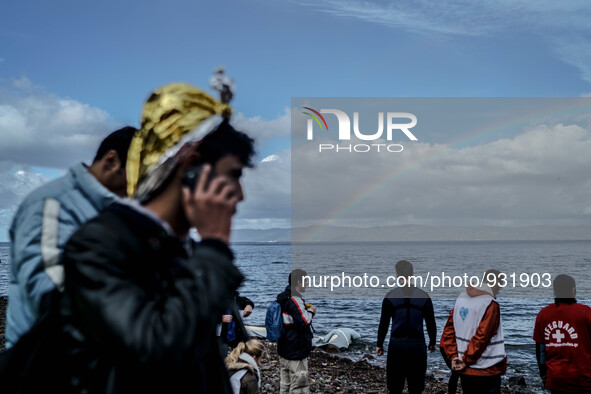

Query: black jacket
[277,286,314,360]
[56,202,243,393]
[377,286,436,349]
[221,293,254,347]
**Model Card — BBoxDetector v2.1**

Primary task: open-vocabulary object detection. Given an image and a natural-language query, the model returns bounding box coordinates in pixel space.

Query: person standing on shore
[5,126,136,348]
[440,309,460,394]
[277,269,316,393]
[56,82,254,392]
[376,260,437,394]
[218,291,255,357]
[533,274,591,393]
[441,269,507,394]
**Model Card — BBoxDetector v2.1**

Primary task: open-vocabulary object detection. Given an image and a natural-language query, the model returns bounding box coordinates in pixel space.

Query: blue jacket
[5,163,117,347]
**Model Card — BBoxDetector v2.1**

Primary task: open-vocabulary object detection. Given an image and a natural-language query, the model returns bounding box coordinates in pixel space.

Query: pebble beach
[258,341,452,393]
[0,297,6,351]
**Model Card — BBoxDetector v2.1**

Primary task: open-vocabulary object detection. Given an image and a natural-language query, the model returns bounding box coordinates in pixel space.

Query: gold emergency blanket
[126,82,232,200]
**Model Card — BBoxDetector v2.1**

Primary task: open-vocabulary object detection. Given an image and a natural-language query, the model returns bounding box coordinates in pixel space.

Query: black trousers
[387,338,427,394]
[460,374,501,394]
[439,347,459,394]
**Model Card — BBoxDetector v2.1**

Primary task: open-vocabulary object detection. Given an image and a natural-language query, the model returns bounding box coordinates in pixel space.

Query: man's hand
[376,347,384,356]
[221,314,233,323]
[182,164,239,244]
[452,356,466,371]
[307,304,317,314]
[242,305,253,317]
[428,344,436,352]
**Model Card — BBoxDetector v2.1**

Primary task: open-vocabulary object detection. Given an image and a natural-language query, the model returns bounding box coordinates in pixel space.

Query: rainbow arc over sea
[294,98,591,242]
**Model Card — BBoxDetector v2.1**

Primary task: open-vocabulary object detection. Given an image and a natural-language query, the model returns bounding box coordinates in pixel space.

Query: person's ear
[102,150,122,172]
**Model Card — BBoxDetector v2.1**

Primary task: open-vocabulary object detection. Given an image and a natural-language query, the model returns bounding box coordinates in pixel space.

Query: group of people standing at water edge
[0,70,589,394]
[377,260,591,394]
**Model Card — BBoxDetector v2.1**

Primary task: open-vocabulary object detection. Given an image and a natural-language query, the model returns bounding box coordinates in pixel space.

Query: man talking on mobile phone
[24,75,256,393]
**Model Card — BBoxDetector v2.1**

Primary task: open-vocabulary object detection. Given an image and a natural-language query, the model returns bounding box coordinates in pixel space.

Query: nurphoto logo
[303,107,418,153]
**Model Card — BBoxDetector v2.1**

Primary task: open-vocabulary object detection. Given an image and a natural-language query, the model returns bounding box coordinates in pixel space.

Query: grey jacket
[5,163,116,347]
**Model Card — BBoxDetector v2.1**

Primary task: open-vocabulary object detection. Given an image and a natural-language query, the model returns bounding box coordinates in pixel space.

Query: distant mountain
[231,225,591,243]
[231,228,291,243]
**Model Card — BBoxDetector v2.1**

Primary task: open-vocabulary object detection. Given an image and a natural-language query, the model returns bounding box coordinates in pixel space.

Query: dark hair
[289,269,307,288]
[484,269,502,284]
[554,274,576,298]
[395,260,413,277]
[93,126,137,166]
[196,120,255,167]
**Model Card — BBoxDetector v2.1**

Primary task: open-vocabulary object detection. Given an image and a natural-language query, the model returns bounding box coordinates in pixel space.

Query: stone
[507,376,527,387]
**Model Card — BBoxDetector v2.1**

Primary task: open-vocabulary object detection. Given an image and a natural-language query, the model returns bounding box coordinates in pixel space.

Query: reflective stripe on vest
[453,290,506,369]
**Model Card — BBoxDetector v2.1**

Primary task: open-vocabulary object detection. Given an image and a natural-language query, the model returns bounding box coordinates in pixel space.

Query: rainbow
[295,98,591,242]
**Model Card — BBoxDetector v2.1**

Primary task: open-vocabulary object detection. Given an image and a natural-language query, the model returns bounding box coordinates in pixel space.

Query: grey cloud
[232,109,290,140]
[0,162,50,240]
[0,78,118,168]
[292,123,591,227]
[235,149,291,224]
[0,78,294,234]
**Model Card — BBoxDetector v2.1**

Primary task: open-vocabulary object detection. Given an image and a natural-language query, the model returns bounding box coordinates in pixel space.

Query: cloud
[288,0,591,90]
[0,77,294,234]
[292,0,591,36]
[234,148,291,228]
[232,108,290,140]
[553,36,591,84]
[224,110,292,229]
[0,162,51,240]
[261,154,280,163]
[0,77,118,169]
[292,123,591,227]
[0,77,120,240]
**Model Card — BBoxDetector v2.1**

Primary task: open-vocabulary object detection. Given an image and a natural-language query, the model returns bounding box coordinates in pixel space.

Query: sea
[2,240,591,392]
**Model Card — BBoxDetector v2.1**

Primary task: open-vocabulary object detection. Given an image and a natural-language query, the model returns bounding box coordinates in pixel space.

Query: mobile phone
[181,165,217,192]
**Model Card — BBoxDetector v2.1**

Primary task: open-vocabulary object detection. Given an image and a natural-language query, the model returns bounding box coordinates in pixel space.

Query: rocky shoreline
[258,341,536,393]
[0,297,532,393]
[0,297,6,351]
[258,341,451,393]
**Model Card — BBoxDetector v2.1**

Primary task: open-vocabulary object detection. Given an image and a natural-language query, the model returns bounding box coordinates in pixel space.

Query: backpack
[265,301,284,341]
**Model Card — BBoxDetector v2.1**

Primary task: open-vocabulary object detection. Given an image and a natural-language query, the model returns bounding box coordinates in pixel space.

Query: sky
[1,0,591,241]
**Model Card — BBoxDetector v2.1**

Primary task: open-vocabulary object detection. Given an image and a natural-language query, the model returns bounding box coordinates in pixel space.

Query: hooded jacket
[6,163,117,348]
[441,285,507,376]
[277,285,314,360]
[227,353,260,394]
[38,201,243,393]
